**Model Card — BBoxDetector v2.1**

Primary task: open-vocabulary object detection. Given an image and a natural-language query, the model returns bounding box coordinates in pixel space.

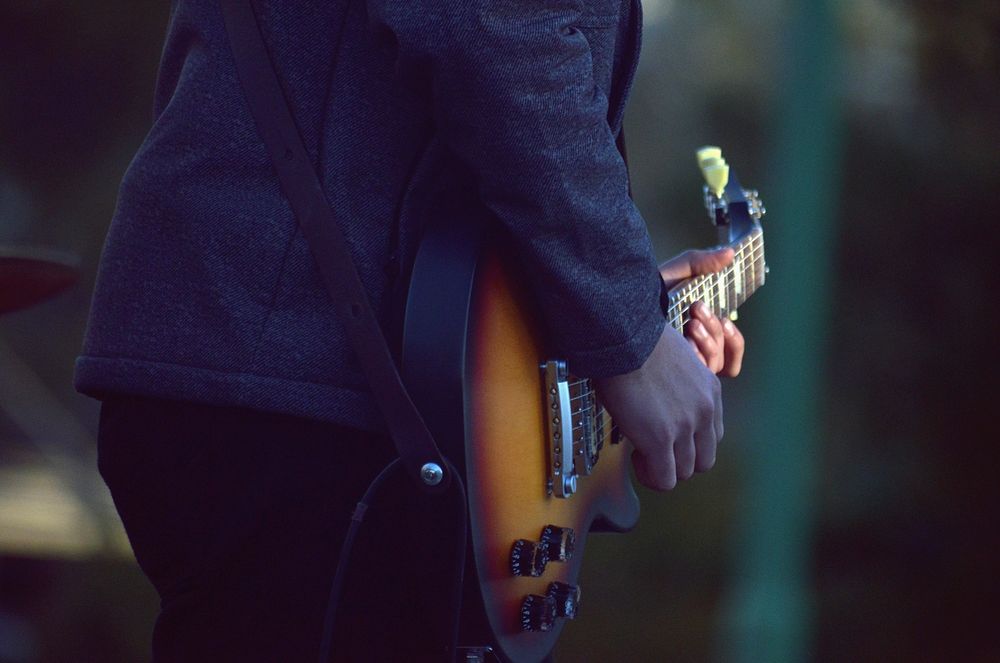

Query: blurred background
[0,0,995,661]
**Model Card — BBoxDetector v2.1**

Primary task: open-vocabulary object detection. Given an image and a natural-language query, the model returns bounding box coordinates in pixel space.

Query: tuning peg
[701,159,730,198]
[696,145,722,168]
[696,146,729,197]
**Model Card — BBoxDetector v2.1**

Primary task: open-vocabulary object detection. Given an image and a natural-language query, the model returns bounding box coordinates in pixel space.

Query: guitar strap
[218,0,450,493]
[220,4,468,659]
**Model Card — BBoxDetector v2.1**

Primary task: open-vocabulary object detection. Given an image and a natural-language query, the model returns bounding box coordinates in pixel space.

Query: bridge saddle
[542,361,602,498]
[542,360,578,498]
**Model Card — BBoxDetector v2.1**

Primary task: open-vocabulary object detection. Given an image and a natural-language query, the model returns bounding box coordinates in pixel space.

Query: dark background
[0,1,996,661]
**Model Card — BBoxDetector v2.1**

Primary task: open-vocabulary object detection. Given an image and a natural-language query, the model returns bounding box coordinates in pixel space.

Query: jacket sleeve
[368,0,665,377]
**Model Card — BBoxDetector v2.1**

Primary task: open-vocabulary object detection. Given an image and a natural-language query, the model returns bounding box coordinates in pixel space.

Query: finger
[687,319,721,373]
[685,247,735,277]
[693,429,718,473]
[658,249,696,284]
[658,247,735,284]
[721,318,745,377]
[631,447,677,492]
[706,316,726,374]
[691,376,721,472]
[713,377,724,443]
[674,435,696,481]
[692,303,726,373]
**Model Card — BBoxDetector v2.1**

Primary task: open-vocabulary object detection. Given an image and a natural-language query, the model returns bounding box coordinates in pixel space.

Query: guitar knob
[520,594,557,632]
[510,539,549,577]
[547,581,581,620]
[541,525,575,562]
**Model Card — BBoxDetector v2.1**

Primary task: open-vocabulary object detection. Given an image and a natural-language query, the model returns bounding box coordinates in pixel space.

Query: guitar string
[667,240,763,303]
[666,244,764,318]
[565,260,766,396]
[553,239,765,445]
[667,244,765,328]
[560,240,764,424]
[564,240,766,390]
[571,306,760,430]
[565,245,765,398]
[666,234,762,298]
[569,299,761,402]
[673,244,764,302]
[670,235,761,288]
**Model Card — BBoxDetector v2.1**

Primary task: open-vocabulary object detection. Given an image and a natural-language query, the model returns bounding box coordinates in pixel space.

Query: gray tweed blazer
[76,0,665,432]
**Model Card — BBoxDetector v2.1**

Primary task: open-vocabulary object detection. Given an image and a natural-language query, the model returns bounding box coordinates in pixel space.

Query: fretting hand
[659,247,745,377]
[594,247,746,491]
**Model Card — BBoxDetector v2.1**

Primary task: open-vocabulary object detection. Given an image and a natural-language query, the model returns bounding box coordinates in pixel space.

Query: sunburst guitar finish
[466,250,640,661]
[401,150,765,662]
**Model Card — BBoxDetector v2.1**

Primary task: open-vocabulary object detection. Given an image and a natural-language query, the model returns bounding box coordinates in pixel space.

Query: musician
[76,1,744,660]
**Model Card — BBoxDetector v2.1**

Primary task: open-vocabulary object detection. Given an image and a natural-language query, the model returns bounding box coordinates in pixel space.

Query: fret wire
[678,232,762,295]
[559,240,760,442]
[561,236,763,385]
[670,243,764,297]
[666,244,765,327]
[668,290,760,326]
[669,241,764,302]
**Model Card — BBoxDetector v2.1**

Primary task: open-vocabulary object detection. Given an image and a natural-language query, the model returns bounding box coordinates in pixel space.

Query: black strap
[219,0,449,492]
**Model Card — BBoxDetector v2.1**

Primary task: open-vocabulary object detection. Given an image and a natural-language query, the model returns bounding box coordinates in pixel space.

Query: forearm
[369,1,664,375]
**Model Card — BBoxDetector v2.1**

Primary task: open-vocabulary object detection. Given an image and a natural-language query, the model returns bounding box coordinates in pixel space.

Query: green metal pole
[720,0,843,660]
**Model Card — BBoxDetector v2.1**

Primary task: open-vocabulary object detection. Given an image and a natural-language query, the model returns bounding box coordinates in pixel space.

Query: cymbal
[0,246,80,315]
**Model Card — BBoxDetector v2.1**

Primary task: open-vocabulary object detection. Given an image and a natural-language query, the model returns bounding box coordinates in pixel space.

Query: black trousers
[98,396,465,663]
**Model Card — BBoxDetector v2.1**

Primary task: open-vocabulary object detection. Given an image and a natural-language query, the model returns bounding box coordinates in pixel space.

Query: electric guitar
[401,147,767,662]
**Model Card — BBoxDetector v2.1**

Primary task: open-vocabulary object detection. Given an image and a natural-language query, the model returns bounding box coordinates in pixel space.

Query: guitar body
[401,215,639,662]
[400,153,764,661]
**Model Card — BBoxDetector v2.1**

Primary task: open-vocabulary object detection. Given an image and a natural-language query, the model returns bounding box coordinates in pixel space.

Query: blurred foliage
[0,0,996,661]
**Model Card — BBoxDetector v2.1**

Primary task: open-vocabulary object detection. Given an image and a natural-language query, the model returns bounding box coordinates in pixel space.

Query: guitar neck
[665,227,765,329]
[582,229,766,450]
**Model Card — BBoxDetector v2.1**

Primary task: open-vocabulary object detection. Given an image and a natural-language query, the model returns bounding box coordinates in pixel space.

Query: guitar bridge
[542,360,577,498]
[541,359,605,498]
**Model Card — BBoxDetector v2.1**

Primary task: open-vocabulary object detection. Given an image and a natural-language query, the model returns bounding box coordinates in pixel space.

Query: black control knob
[547,581,581,620]
[510,539,549,577]
[541,525,575,563]
[520,593,557,632]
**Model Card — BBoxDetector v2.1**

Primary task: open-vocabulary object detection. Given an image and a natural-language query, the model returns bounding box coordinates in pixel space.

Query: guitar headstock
[697,145,765,247]
[657,147,769,325]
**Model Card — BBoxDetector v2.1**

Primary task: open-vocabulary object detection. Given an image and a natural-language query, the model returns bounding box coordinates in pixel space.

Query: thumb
[659,247,734,284]
[687,247,734,276]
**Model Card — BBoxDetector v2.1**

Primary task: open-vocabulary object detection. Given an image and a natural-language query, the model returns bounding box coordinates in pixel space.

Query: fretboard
[665,228,765,329]
[571,229,765,452]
